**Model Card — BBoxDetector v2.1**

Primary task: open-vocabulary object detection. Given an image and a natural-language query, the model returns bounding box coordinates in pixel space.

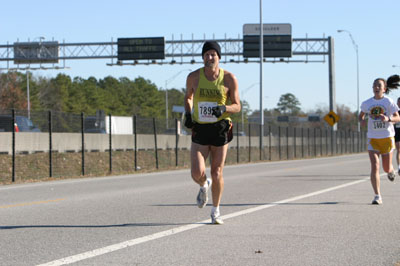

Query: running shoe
[388,171,395,182]
[196,179,211,208]
[211,212,224,225]
[371,195,382,205]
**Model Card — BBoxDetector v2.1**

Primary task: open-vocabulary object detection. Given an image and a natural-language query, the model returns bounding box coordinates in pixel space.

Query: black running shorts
[191,119,233,146]
[395,127,400,142]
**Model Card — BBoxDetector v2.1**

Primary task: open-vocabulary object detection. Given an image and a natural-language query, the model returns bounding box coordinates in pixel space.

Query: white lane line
[37,178,368,266]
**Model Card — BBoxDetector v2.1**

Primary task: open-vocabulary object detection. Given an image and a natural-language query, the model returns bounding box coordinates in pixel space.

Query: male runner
[184,41,241,224]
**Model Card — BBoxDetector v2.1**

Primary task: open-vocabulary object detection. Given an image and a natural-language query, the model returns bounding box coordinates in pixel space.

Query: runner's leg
[209,144,228,207]
[369,151,381,195]
[381,151,394,174]
[396,142,400,170]
[191,142,209,186]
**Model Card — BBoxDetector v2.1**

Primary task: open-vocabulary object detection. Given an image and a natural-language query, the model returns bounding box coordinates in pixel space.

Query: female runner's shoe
[372,195,382,205]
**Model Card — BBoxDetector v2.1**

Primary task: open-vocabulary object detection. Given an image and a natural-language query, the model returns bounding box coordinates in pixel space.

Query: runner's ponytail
[386,74,400,94]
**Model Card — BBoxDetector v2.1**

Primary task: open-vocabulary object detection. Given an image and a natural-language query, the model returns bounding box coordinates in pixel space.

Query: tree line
[1,72,173,118]
[0,72,250,122]
[0,71,358,130]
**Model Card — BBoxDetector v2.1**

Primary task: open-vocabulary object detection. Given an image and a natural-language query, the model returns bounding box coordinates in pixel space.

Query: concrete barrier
[0,133,196,154]
[0,132,342,155]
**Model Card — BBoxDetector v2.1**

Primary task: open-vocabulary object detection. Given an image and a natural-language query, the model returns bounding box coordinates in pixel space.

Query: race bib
[197,101,218,122]
[372,120,386,131]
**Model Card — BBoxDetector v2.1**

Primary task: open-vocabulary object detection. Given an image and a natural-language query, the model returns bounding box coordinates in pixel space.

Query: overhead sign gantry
[0,34,330,68]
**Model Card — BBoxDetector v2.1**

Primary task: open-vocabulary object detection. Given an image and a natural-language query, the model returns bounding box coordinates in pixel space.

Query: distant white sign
[105,116,133,135]
[172,105,185,113]
[243,23,292,36]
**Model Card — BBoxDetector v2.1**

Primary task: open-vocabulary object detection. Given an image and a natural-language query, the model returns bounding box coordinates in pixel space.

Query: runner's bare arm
[224,71,241,114]
[184,71,197,113]
[359,111,367,127]
[390,110,400,123]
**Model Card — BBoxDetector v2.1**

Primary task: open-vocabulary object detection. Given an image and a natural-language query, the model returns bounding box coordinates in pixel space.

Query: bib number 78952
[198,102,217,122]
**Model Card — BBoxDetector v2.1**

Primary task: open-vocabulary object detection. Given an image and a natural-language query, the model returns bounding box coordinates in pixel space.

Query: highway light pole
[26,70,30,119]
[337,29,360,132]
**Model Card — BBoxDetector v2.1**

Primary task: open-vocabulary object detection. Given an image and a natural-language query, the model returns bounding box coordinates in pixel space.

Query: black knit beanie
[202,41,221,59]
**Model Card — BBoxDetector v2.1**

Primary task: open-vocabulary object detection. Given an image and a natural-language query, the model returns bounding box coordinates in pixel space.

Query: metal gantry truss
[0,35,330,70]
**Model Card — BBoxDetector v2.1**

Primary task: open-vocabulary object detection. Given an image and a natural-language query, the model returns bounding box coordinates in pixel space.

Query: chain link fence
[0,109,367,184]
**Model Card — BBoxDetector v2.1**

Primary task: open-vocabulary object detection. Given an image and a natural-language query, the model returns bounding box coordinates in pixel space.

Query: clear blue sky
[1,0,399,113]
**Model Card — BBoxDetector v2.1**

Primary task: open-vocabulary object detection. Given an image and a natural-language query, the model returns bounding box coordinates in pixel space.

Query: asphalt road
[1,153,400,266]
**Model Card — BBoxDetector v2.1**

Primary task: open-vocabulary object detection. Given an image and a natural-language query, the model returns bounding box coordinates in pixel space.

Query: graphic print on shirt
[199,88,223,99]
[369,105,387,131]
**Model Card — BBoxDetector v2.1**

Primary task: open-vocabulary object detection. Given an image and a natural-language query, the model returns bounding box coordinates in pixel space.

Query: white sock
[201,175,209,189]
[211,206,220,216]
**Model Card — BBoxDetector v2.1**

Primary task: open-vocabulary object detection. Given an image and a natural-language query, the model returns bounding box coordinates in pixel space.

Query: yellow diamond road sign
[324,111,340,127]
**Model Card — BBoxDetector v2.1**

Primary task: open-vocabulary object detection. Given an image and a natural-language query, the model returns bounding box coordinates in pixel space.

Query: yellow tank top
[193,68,230,124]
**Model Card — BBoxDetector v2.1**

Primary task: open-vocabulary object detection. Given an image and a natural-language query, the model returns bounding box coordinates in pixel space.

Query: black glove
[184,112,194,128]
[212,105,226,118]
